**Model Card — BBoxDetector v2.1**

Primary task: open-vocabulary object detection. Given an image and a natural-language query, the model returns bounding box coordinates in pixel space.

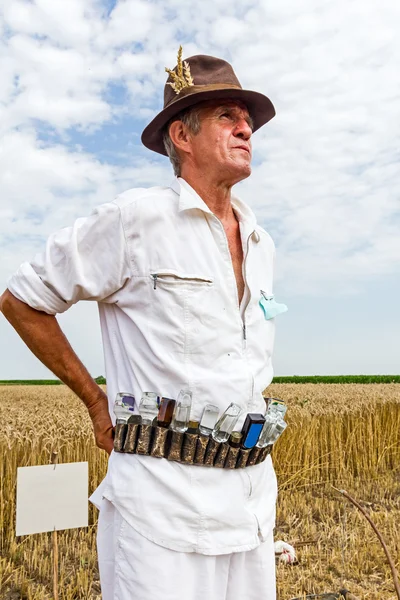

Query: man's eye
[220,112,231,119]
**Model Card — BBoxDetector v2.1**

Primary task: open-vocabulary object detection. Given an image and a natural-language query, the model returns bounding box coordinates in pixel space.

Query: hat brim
[141,88,275,156]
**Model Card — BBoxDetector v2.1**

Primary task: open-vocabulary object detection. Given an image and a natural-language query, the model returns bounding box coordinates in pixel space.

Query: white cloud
[99,0,154,47]
[0,127,171,289]
[1,0,399,292]
[227,0,400,295]
[1,33,113,132]
[210,17,250,47]
[3,0,101,48]
[1,0,400,376]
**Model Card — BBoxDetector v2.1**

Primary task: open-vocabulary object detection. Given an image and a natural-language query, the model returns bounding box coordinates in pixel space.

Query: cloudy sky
[1,0,399,378]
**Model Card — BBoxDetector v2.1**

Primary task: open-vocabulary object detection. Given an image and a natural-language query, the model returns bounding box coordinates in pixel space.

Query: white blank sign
[16,462,88,536]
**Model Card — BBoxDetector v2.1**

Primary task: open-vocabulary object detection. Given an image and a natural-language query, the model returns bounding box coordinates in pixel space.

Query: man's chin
[217,162,252,185]
[235,164,252,182]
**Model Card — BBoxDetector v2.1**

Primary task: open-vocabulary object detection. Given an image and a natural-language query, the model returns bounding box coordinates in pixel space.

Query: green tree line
[1,375,399,385]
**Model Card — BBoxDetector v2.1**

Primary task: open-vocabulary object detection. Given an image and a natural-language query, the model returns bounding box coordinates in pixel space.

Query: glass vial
[212,403,242,443]
[170,390,192,433]
[268,398,287,419]
[157,397,176,428]
[199,404,220,436]
[139,392,159,425]
[265,419,287,446]
[257,398,287,448]
[114,392,136,424]
[256,411,278,448]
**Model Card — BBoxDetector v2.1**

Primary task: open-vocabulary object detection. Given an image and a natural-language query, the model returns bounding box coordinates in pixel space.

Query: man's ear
[168,121,193,155]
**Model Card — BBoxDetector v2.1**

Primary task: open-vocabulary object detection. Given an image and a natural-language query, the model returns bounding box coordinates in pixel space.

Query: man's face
[187,100,253,184]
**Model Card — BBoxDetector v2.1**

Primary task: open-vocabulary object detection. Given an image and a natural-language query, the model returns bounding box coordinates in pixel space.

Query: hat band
[166,83,242,107]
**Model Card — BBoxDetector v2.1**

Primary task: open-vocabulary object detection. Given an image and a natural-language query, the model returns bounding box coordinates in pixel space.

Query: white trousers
[97,498,276,600]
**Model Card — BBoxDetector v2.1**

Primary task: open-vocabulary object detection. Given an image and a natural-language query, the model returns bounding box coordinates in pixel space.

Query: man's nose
[233,118,252,140]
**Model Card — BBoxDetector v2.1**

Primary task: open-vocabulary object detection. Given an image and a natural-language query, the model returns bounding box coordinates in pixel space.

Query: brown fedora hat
[141,48,276,156]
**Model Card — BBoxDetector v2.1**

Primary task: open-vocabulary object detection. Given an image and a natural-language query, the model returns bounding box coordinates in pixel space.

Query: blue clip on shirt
[259,292,288,320]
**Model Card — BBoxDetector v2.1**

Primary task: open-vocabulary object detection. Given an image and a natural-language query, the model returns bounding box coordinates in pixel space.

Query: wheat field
[0,384,399,599]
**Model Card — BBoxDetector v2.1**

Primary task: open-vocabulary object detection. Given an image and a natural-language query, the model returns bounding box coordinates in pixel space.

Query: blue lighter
[241,413,266,449]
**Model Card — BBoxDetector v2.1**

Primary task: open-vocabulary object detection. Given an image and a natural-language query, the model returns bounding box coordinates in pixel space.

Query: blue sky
[1,0,399,377]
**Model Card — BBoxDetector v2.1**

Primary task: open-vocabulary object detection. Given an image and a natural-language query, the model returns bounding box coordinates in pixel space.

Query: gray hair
[162,106,203,176]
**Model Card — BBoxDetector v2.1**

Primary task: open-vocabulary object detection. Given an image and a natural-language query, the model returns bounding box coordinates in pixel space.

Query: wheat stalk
[165,46,194,94]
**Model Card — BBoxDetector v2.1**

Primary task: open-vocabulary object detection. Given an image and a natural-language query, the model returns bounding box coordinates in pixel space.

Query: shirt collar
[170,177,213,215]
[170,177,258,234]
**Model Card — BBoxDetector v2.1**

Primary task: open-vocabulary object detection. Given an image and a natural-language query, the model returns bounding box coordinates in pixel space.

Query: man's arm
[0,289,114,454]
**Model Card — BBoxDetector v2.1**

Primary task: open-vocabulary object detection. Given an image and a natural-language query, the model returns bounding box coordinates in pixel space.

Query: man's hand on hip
[1,290,115,455]
[89,396,115,455]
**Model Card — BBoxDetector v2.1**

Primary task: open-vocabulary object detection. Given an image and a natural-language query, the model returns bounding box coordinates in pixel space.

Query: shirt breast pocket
[148,269,214,358]
[151,270,213,290]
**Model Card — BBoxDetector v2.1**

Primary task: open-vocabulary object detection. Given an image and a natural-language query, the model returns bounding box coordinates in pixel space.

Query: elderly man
[1,50,284,600]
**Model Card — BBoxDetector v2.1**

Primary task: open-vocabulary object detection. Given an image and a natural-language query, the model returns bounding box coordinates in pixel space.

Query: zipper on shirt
[152,274,158,289]
[211,215,253,359]
[208,215,256,406]
[241,232,252,349]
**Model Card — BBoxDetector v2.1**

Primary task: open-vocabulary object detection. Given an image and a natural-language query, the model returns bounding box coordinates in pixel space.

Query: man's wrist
[89,401,111,424]
[85,388,110,422]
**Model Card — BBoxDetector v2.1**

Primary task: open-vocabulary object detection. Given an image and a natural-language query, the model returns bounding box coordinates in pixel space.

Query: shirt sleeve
[7,201,132,315]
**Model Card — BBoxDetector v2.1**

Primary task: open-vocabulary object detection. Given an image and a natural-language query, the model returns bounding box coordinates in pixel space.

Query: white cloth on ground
[97,497,277,600]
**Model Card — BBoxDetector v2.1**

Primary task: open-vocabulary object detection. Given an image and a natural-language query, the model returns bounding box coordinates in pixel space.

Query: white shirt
[8,177,279,555]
